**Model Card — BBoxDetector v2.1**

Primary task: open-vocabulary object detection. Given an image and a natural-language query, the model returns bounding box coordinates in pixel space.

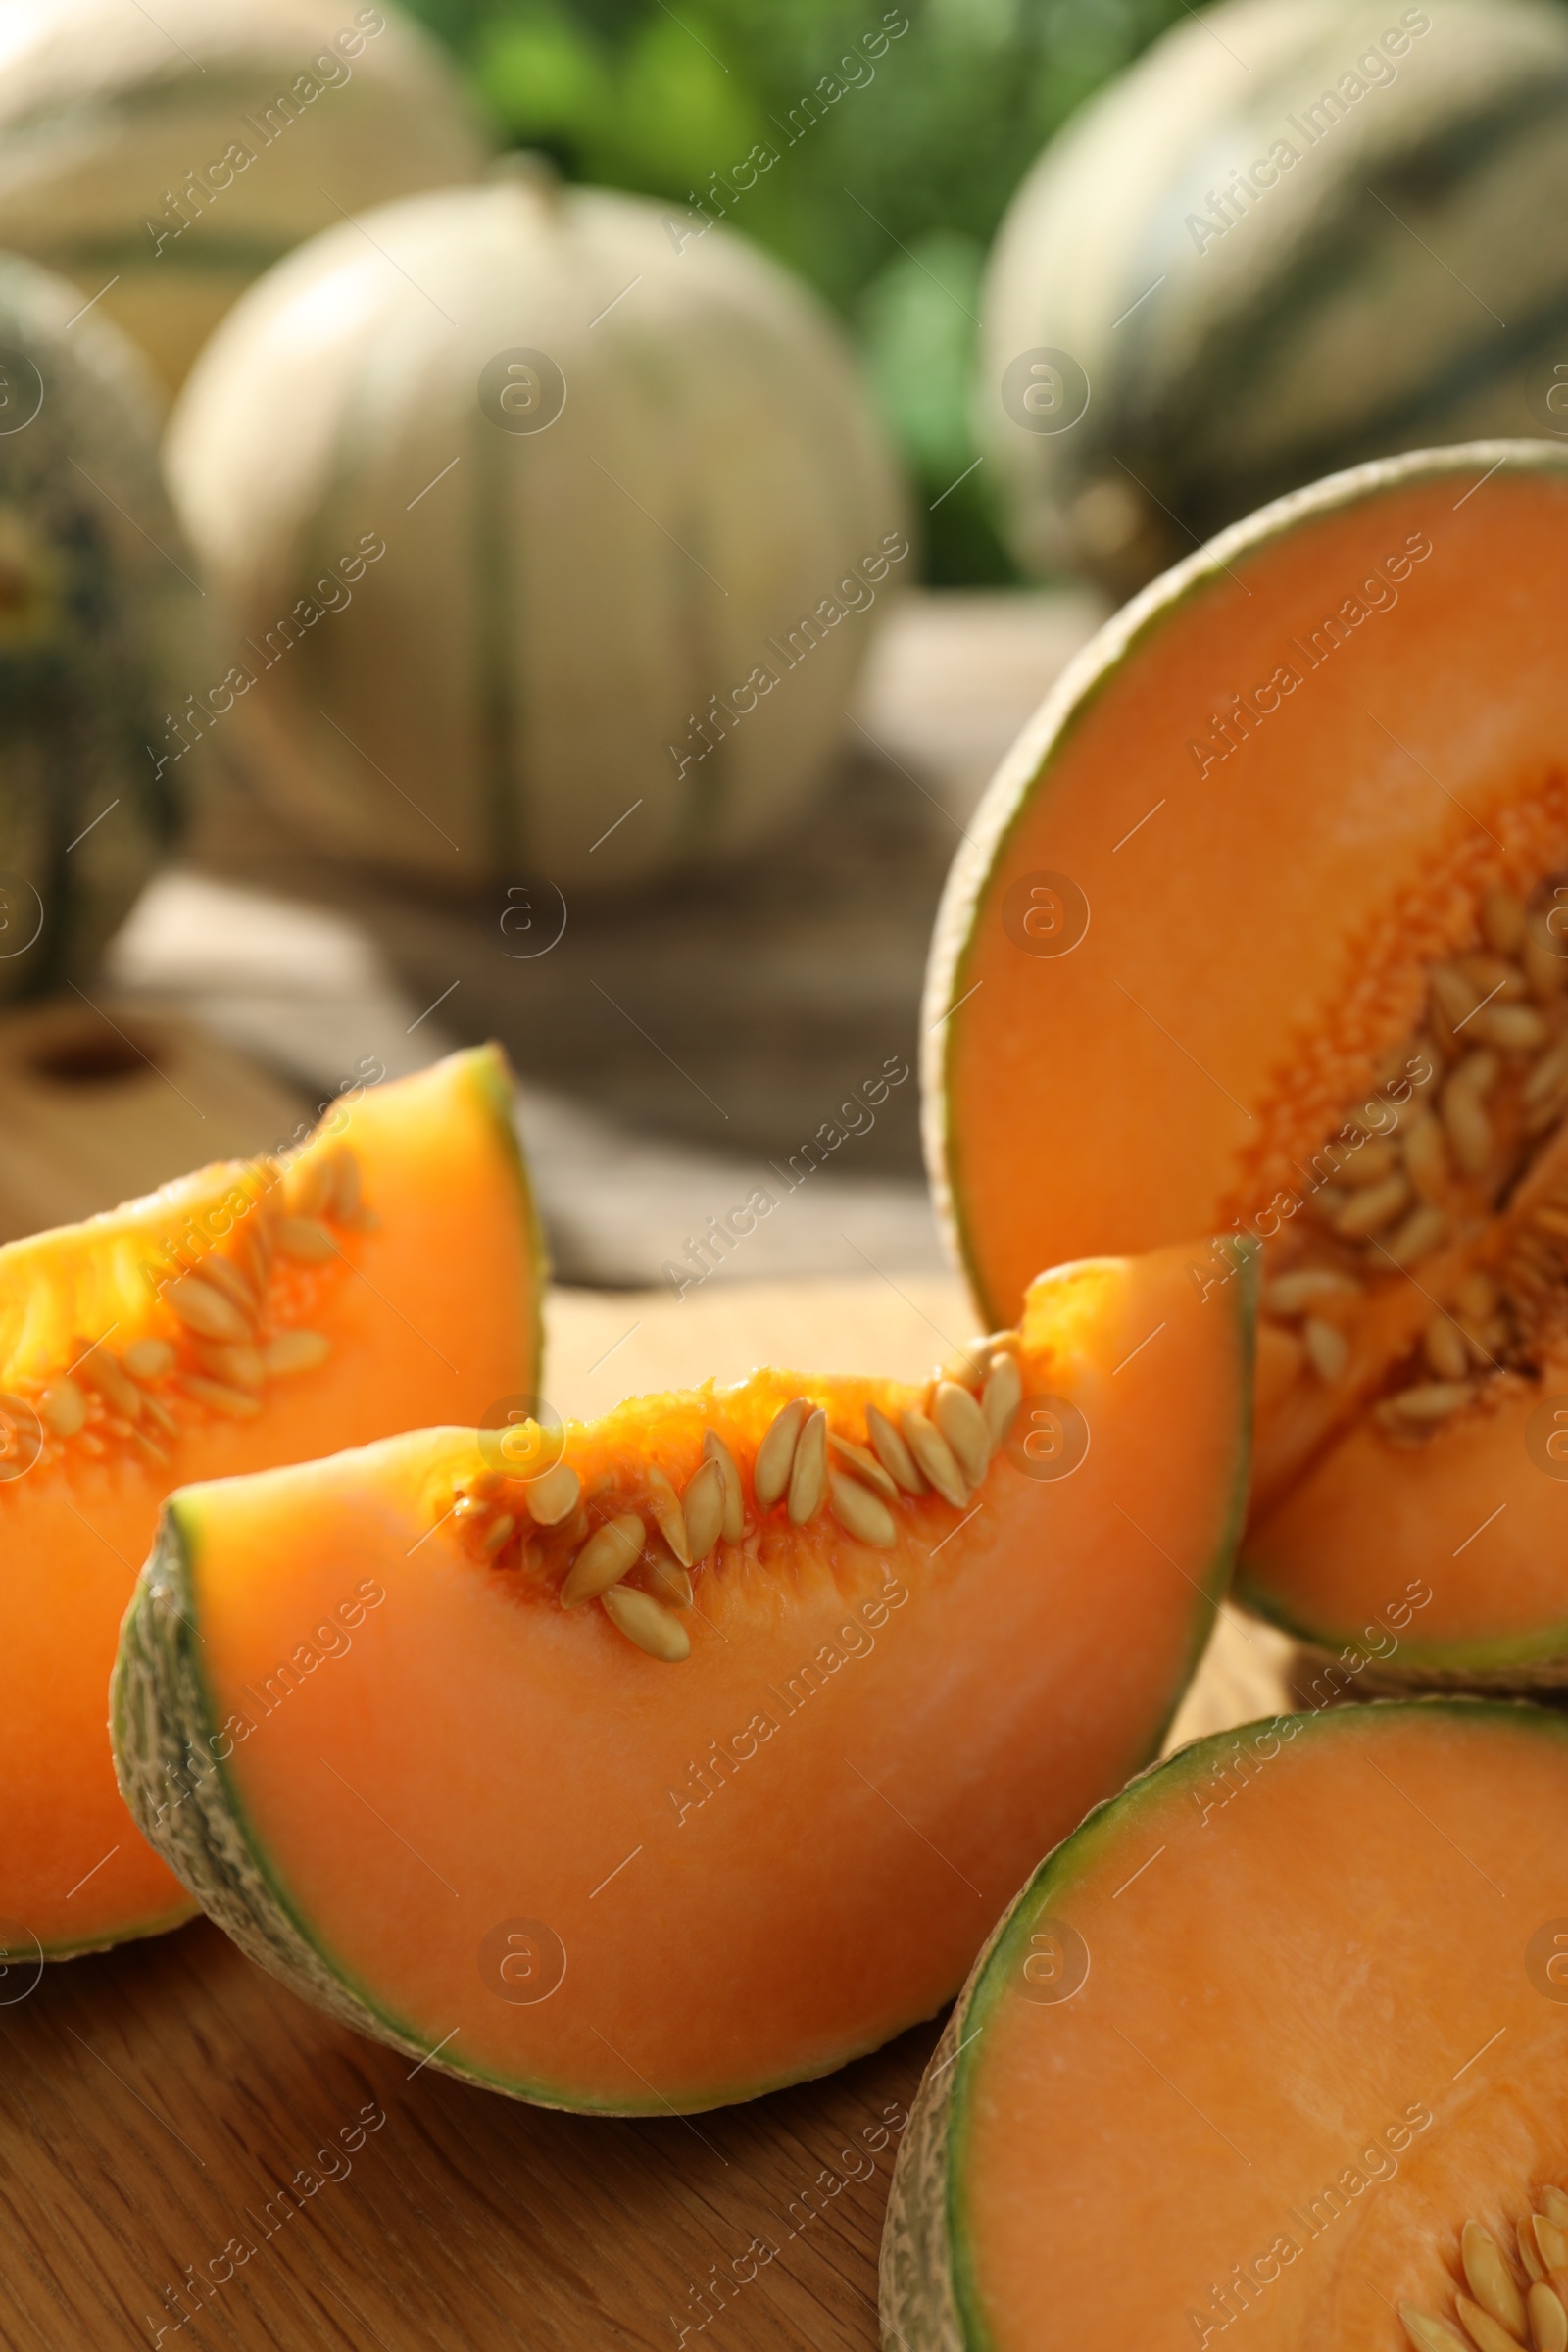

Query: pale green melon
[166,172,910,894]
[982,0,1568,593]
[0,252,199,1001]
[0,0,489,393]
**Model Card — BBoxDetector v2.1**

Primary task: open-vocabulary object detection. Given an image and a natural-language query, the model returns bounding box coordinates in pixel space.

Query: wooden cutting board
[0,1271,1290,2352]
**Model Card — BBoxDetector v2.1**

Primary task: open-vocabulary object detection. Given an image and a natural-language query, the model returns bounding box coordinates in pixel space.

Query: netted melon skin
[0,253,199,1000]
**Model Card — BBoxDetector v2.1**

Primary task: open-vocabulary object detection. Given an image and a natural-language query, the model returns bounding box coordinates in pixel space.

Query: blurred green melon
[0,252,197,1001]
[981,0,1568,594]
[0,0,490,394]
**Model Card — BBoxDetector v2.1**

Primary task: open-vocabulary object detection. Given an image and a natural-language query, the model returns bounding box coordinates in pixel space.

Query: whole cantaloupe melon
[0,0,489,393]
[981,0,1568,593]
[165,169,910,895]
[0,252,198,999]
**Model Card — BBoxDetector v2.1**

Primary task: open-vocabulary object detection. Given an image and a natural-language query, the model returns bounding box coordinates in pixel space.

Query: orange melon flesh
[114,1240,1253,2111]
[890,1701,1568,2351]
[2,1045,542,1956]
[927,441,1568,1673]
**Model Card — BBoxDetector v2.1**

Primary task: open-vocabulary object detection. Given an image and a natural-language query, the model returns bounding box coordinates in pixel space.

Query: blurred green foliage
[401,0,1195,582]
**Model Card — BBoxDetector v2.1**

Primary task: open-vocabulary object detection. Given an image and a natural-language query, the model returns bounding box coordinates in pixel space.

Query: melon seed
[1526,1039,1568,1105]
[643,1463,691,1566]
[198,1343,265,1391]
[828,1470,897,1548]
[261,1330,331,1377]
[39,1378,86,1437]
[981,1351,1023,1446]
[682,1457,725,1560]
[1443,1071,1497,1177]
[201,1255,259,1315]
[866,1403,926,1495]
[122,1338,175,1381]
[641,1549,694,1610]
[1401,1115,1449,1199]
[75,1347,142,1421]
[562,1512,644,1607]
[1399,2307,1469,2352]
[1526,911,1568,997]
[1301,1317,1348,1383]
[1457,1271,1498,1321]
[292,1155,335,1218]
[1457,951,1528,1001]
[182,1375,263,1418]
[602,1583,690,1662]
[166,1274,250,1345]
[934,1380,991,1484]
[1424,1316,1470,1382]
[1477,1002,1550,1052]
[525,1460,580,1527]
[1263,1269,1359,1316]
[1341,1137,1400,1186]
[1455,2295,1522,2352]
[826,1429,899,1502]
[1482,885,1528,956]
[1461,2224,1528,2340]
[787,1407,828,1523]
[1430,963,1481,1025]
[1535,2213,1568,2272]
[275,1215,337,1264]
[1333,1172,1409,1237]
[478,1513,515,1555]
[1385,1382,1472,1423]
[755,1397,808,1509]
[1383,1203,1448,1268]
[1530,2284,1568,2352]
[901,1409,968,1508]
[1542,2187,1568,2228]
[702,1429,745,1540]
[1520,2219,1545,2284]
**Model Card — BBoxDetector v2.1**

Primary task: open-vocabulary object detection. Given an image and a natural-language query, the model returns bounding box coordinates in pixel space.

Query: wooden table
[0,1268,1290,2352]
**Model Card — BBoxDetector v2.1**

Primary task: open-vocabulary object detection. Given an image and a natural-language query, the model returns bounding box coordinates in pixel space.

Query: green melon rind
[465,1038,551,1400]
[1142,1235,1259,1754]
[879,1697,1566,2351]
[922,434,1568,1342]
[111,1502,600,2111]
[1233,1565,1568,1687]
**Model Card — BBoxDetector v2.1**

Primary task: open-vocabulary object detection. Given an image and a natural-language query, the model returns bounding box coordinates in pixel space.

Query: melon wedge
[926,438,1568,1683]
[883,1697,1568,2352]
[112,1239,1253,2113]
[2,1045,543,1957]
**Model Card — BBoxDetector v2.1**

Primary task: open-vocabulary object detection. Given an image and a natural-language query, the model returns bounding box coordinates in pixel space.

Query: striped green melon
[0,252,197,1000]
[981,0,1568,594]
[0,0,488,394]
[164,169,910,895]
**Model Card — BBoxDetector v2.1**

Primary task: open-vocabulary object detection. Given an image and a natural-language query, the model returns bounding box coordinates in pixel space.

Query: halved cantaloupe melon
[112,1238,1253,2113]
[2,1045,543,1958]
[927,439,1568,1683]
[883,1698,1568,2352]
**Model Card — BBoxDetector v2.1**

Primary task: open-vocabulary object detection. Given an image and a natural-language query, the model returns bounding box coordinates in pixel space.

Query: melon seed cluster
[13,1147,368,1472]
[454,1337,1025,1662]
[1403,2196,1568,2352]
[1262,877,1568,1439]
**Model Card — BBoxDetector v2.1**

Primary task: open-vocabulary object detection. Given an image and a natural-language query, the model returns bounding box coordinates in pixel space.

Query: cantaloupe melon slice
[927,439,1568,1683]
[112,1239,1253,2113]
[2,1045,543,1958]
[883,1698,1568,2352]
